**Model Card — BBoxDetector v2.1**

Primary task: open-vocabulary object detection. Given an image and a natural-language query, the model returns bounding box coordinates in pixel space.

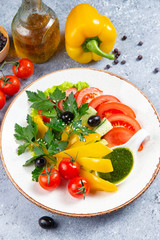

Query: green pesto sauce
[98,148,134,184]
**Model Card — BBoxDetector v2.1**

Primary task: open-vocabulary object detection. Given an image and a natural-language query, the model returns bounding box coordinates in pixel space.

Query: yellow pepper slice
[54,142,112,159]
[80,169,117,192]
[69,132,101,148]
[65,3,116,63]
[78,157,113,173]
[34,115,48,138]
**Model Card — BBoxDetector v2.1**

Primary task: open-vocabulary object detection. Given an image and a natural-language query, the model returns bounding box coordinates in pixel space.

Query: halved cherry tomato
[0,75,21,95]
[75,87,103,107]
[0,90,6,109]
[68,176,90,199]
[38,110,50,123]
[97,102,136,119]
[59,156,80,180]
[89,95,120,110]
[38,167,61,191]
[12,58,34,79]
[107,114,141,132]
[58,88,77,110]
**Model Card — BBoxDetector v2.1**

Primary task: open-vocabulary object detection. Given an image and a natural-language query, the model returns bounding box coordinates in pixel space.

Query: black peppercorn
[137,55,143,60]
[105,64,111,70]
[138,41,143,46]
[121,35,127,40]
[153,68,159,73]
[113,59,119,64]
[121,60,126,65]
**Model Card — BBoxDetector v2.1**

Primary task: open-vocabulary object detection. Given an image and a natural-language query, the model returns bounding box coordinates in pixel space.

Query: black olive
[87,115,101,127]
[60,111,74,124]
[38,216,55,229]
[35,157,46,168]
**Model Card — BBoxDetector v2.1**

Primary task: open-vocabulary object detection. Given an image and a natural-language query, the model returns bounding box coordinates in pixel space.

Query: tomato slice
[89,95,120,110]
[103,126,134,147]
[58,88,77,110]
[38,110,50,123]
[103,126,143,151]
[97,102,136,119]
[75,87,103,107]
[107,114,141,132]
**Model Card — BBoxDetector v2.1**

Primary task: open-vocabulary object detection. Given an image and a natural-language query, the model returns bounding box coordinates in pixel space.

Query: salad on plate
[14,81,144,199]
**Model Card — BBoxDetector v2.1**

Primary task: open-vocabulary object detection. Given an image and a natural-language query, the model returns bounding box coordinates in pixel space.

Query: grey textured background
[0,0,160,239]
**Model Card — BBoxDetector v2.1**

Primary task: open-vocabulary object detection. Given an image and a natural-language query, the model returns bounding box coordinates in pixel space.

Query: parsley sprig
[14,115,67,167]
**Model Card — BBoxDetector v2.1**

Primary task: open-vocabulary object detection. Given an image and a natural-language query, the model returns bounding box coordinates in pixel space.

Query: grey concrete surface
[0,0,160,239]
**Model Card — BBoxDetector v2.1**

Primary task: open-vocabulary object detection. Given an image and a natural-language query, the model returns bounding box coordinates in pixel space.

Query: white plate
[1,68,160,217]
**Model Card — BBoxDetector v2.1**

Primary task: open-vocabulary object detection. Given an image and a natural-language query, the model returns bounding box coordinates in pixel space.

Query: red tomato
[58,88,77,110]
[103,126,135,148]
[68,176,90,199]
[107,114,141,132]
[0,90,6,109]
[103,126,143,151]
[89,95,120,110]
[0,75,21,95]
[75,87,103,107]
[59,157,80,180]
[12,58,34,79]
[38,110,50,123]
[97,102,136,119]
[38,167,61,191]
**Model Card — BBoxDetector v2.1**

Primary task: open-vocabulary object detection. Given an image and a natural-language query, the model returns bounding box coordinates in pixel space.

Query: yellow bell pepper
[80,169,117,192]
[54,142,112,159]
[34,115,48,138]
[78,157,113,173]
[65,3,116,63]
[68,132,101,148]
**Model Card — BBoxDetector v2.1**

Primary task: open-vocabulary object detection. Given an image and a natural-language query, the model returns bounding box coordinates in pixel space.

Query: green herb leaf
[49,87,66,103]
[26,90,54,111]
[45,118,66,132]
[78,103,89,118]
[32,146,44,156]
[14,115,37,143]
[41,109,57,118]
[23,156,41,166]
[32,166,45,182]
[62,92,78,115]
[44,129,54,147]
[18,143,30,155]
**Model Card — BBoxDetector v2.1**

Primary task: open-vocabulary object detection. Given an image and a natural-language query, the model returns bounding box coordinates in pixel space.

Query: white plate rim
[0,67,160,217]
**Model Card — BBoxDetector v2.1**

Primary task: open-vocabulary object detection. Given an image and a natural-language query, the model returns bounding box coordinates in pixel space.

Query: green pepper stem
[86,40,115,60]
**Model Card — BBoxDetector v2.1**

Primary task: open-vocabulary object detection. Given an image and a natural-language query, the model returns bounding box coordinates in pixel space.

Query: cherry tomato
[97,102,136,119]
[59,156,80,180]
[68,176,90,199]
[0,90,6,109]
[58,88,77,110]
[107,114,141,132]
[12,58,34,79]
[38,110,50,123]
[75,87,103,107]
[89,95,120,110]
[0,75,21,95]
[38,167,61,191]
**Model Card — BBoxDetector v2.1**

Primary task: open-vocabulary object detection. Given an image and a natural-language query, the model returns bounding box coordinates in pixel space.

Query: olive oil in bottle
[11,0,60,63]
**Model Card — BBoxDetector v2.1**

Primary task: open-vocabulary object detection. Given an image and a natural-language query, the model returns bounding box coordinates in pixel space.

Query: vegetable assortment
[14,81,143,199]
